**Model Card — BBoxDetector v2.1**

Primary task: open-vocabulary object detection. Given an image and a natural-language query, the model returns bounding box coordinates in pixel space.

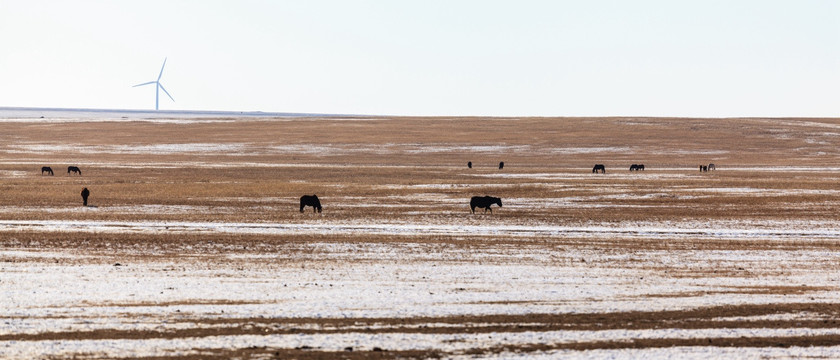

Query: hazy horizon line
[0,106,837,120]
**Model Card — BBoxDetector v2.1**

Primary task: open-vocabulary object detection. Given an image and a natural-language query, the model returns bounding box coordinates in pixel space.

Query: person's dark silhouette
[499,161,504,169]
[81,187,90,206]
[467,161,472,169]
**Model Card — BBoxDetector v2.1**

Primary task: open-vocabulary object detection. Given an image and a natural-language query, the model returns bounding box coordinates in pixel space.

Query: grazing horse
[468,161,472,169]
[67,166,82,176]
[470,196,503,214]
[700,165,708,172]
[499,161,504,169]
[41,166,54,176]
[629,164,645,171]
[81,187,90,206]
[299,194,322,213]
[708,163,716,171]
[592,164,606,173]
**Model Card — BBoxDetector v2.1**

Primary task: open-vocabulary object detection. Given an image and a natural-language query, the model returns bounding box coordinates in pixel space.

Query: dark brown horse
[67,166,82,176]
[41,166,54,176]
[81,187,90,206]
[470,196,502,214]
[299,194,322,213]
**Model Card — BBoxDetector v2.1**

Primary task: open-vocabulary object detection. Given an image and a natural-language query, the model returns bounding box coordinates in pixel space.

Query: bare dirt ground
[3,115,840,359]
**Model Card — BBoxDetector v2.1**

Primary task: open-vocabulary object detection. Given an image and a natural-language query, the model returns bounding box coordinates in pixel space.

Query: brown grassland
[3,116,840,359]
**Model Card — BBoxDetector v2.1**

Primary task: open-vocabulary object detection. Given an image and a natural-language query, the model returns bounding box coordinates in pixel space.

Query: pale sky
[0,1,837,117]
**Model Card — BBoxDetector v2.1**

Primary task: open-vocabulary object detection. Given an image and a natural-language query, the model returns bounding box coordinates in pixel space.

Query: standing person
[81,187,90,206]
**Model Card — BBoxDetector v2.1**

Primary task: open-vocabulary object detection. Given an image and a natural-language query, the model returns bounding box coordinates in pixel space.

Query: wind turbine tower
[133,58,175,110]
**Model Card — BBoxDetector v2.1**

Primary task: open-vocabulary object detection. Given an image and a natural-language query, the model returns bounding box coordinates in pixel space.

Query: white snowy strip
[2,220,840,239]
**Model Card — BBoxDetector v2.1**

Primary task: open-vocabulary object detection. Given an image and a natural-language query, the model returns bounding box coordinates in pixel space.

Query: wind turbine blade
[133,81,156,87]
[157,58,167,81]
[158,83,175,102]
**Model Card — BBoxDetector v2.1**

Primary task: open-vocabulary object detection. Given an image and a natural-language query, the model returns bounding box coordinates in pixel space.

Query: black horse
[67,166,82,176]
[700,165,708,172]
[630,164,645,171]
[41,166,54,176]
[81,187,90,206]
[708,163,716,171]
[592,164,606,173]
[470,196,502,214]
[299,194,322,213]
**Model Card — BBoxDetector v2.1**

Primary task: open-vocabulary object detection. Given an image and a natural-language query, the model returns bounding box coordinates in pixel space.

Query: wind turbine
[133,58,174,110]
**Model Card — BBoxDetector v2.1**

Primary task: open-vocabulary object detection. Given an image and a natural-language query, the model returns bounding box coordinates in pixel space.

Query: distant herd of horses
[37,161,718,213]
[589,163,715,173]
[468,161,504,169]
[40,166,81,176]
[464,162,715,174]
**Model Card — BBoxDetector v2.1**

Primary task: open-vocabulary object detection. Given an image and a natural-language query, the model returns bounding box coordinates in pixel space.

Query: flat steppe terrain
[3,115,840,359]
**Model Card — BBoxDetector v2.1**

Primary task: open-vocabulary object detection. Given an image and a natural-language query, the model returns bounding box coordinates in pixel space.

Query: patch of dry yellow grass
[2,117,840,224]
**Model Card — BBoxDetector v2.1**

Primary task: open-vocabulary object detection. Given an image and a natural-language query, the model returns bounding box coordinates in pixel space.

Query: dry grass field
[3,114,840,359]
